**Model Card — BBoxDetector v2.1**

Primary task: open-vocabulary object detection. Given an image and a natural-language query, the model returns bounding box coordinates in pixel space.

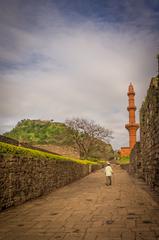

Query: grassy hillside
[4,119,114,160]
[4,119,74,145]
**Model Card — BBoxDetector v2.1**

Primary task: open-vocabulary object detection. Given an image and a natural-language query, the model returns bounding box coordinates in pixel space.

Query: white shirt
[105,166,113,176]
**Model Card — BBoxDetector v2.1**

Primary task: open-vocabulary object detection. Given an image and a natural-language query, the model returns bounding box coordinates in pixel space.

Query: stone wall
[0,136,61,156]
[20,143,61,156]
[0,153,93,211]
[34,144,80,158]
[0,135,19,146]
[130,76,159,191]
[140,77,159,189]
[129,142,142,178]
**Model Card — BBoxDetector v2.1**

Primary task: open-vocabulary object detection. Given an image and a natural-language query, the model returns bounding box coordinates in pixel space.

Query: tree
[65,118,113,159]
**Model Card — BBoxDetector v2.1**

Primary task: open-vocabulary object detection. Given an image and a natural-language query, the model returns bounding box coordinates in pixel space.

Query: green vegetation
[0,142,98,165]
[4,119,114,161]
[66,118,113,159]
[117,156,130,165]
[86,142,114,161]
[4,119,74,145]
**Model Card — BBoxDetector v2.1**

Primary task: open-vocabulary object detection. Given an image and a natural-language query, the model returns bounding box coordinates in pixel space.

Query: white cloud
[0,1,158,149]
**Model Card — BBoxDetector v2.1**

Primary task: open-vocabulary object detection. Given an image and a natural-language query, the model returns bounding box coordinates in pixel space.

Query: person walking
[105,162,113,186]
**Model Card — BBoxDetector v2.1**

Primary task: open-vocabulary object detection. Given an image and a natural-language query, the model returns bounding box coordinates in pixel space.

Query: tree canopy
[65,118,113,159]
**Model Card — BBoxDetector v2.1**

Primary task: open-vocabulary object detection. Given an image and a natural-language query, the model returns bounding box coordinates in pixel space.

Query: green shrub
[0,142,98,165]
[117,156,130,165]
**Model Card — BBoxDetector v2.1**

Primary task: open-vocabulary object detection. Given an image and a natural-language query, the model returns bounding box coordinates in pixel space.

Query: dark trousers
[106,176,112,186]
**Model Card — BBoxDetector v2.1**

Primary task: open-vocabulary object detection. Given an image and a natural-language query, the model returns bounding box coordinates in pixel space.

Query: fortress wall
[0,136,80,159]
[0,135,19,146]
[0,153,92,211]
[130,77,159,191]
[34,144,80,159]
[129,142,142,178]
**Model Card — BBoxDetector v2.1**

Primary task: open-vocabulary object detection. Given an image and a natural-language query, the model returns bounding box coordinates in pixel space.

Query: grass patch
[0,142,98,165]
[117,156,130,165]
[87,157,106,164]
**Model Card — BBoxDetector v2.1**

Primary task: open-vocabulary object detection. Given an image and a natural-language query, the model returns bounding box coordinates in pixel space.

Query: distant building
[120,83,139,157]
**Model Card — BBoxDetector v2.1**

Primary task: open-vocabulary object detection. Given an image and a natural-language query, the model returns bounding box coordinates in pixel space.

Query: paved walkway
[0,165,159,240]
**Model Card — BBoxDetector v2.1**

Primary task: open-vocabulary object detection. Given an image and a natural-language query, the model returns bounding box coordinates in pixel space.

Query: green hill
[4,119,114,160]
[4,119,74,145]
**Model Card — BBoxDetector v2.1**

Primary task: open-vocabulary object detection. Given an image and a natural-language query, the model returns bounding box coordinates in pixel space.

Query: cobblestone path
[0,165,159,240]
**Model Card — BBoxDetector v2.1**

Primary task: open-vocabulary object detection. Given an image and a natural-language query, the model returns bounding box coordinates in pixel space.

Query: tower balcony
[127,106,137,111]
[127,92,135,96]
[125,123,139,130]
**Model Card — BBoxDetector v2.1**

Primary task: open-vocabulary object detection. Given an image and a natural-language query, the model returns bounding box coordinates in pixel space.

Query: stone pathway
[0,165,159,240]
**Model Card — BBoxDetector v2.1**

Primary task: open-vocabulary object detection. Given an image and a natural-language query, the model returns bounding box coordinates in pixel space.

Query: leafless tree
[65,118,113,159]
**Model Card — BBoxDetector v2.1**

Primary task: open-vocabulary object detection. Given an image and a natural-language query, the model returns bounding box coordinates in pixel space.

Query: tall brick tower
[125,83,139,150]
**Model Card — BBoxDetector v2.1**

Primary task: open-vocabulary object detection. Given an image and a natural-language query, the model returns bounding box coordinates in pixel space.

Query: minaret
[125,83,139,150]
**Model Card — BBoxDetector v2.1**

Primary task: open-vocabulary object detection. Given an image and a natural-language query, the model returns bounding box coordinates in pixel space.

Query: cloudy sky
[0,0,159,149]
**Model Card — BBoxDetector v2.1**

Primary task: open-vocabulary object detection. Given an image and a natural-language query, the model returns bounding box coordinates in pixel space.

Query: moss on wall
[0,142,101,211]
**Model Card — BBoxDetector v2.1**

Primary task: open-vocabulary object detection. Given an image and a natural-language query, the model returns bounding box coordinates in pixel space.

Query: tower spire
[125,83,139,149]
